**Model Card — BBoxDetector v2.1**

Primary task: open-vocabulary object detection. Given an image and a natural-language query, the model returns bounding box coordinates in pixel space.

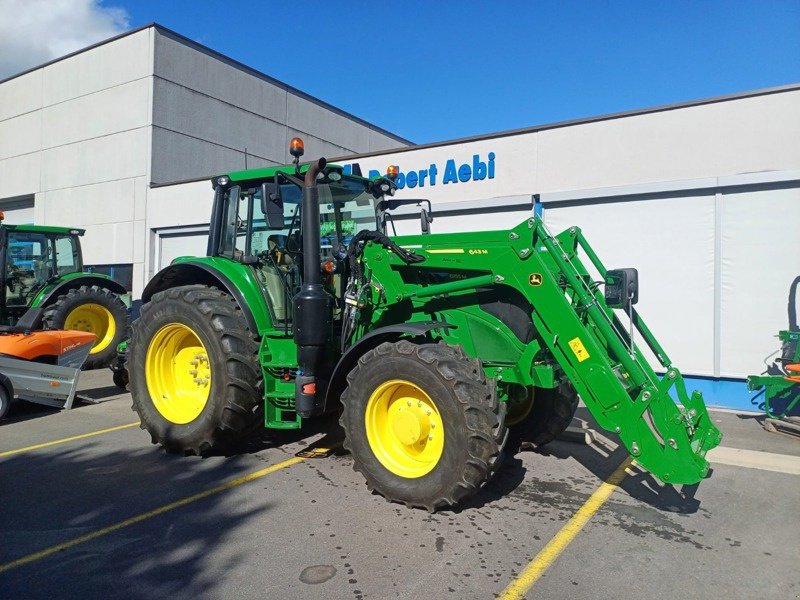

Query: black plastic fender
[323,321,454,413]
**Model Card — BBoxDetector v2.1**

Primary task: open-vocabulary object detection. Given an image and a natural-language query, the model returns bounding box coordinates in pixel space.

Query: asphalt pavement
[1,370,798,600]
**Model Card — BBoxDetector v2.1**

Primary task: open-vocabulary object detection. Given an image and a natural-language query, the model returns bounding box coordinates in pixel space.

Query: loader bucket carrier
[129,139,721,513]
[347,217,722,485]
[523,218,722,483]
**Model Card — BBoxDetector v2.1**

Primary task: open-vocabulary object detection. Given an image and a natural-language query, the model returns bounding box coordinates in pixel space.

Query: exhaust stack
[292,157,333,418]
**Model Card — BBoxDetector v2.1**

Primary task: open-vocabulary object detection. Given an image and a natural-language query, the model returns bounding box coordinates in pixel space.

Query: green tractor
[0,219,129,369]
[128,139,721,511]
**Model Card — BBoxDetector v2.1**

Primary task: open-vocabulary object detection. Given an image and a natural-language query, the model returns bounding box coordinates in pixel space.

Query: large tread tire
[340,340,507,512]
[514,382,579,447]
[128,285,261,455]
[42,285,130,369]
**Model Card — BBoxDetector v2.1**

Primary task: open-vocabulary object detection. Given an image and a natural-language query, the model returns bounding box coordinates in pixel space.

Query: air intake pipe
[293,157,333,418]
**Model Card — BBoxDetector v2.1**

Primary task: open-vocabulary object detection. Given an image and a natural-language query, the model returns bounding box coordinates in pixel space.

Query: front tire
[340,340,507,512]
[42,285,129,369]
[128,285,261,455]
[514,382,579,447]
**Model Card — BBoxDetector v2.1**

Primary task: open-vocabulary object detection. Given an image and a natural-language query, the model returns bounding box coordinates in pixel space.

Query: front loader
[128,139,721,511]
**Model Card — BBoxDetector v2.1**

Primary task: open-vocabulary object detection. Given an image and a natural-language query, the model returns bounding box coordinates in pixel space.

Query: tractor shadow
[514,407,704,515]
[0,442,274,600]
[218,411,349,459]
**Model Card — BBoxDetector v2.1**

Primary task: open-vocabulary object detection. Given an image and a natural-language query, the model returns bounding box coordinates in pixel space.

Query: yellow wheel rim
[64,303,116,354]
[365,379,444,479]
[145,323,211,424]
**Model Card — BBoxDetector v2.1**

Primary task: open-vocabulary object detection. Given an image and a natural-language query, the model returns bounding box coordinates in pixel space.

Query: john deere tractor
[128,139,721,511]
[0,220,129,369]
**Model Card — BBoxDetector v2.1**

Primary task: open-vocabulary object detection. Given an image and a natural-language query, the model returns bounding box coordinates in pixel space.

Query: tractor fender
[323,321,454,413]
[33,275,127,309]
[141,261,264,334]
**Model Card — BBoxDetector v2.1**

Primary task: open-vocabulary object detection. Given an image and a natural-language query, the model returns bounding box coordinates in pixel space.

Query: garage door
[158,231,209,270]
[0,196,35,224]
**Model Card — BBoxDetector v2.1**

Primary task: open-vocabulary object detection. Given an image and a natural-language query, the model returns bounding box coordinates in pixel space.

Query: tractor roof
[1,224,84,236]
[219,162,371,185]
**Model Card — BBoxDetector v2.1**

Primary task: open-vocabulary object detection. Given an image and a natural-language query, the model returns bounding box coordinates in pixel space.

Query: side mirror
[420,207,433,234]
[605,268,638,309]
[261,181,284,229]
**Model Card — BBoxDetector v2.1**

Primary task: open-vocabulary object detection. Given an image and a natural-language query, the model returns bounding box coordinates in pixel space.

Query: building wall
[149,29,406,185]
[327,88,800,408]
[0,25,410,298]
[0,28,154,283]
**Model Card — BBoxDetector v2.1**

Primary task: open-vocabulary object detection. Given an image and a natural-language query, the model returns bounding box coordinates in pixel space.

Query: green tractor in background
[128,138,721,511]
[0,218,129,369]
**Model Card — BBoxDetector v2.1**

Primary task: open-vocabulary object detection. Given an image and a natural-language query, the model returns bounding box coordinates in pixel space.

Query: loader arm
[357,216,722,485]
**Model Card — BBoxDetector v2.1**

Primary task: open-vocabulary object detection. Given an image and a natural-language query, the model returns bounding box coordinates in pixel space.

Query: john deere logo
[529,273,543,286]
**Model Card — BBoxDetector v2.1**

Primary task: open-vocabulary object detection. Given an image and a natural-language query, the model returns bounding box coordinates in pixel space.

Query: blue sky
[4,1,799,144]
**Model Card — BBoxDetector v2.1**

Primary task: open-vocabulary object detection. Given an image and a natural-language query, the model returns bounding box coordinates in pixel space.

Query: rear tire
[340,340,507,512]
[0,386,11,420]
[42,285,129,369]
[128,285,261,455]
[514,382,579,447]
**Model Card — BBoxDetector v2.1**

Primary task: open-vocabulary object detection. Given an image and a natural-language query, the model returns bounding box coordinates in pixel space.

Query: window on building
[84,264,133,291]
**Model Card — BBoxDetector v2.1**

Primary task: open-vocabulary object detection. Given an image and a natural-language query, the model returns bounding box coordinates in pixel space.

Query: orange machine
[0,329,96,419]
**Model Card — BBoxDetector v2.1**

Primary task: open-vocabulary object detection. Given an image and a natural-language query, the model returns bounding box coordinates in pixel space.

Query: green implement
[748,329,800,420]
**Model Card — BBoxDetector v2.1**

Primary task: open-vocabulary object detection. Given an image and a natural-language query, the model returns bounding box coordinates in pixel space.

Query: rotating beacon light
[290,137,305,168]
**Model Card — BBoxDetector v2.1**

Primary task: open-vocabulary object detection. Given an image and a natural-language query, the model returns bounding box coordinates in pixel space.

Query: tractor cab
[206,138,395,326]
[0,222,84,324]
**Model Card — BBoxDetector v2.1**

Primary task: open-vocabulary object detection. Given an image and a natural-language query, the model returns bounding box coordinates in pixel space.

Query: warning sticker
[568,337,590,362]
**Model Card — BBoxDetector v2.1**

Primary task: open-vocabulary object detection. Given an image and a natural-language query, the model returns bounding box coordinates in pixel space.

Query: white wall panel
[40,178,136,225]
[544,193,716,376]
[0,70,43,122]
[147,180,211,230]
[0,111,42,159]
[719,185,800,377]
[40,128,148,191]
[536,91,800,193]
[41,78,150,149]
[41,29,152,107]
[0,153,41,199]
[81,221,134,264]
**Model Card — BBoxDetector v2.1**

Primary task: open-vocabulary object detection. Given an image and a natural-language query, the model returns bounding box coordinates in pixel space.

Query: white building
[0,24,410,296]
[1,24,798,410]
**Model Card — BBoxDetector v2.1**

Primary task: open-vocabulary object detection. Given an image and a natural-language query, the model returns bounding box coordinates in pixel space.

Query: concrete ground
[1,370,798,600]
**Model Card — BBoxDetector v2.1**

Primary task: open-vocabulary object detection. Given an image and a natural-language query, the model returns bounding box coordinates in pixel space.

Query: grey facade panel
[153,31,288,123]
[152,77,288,167]
[286,93,371,153]
[151,127,277,184]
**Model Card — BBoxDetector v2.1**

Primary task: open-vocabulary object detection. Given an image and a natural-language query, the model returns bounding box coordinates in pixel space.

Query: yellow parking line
[498,457,633,600]
[0,422,141,458]
[0,453,316,573]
